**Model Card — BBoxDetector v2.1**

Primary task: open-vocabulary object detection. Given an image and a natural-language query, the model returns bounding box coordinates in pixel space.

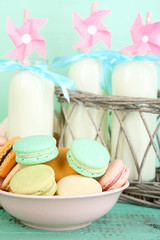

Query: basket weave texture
[56,87,160,208]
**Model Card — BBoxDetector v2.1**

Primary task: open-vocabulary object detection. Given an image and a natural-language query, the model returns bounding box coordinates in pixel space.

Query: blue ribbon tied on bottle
[52,50,115,95]
[52,50,160,95]
[0,60,76,102]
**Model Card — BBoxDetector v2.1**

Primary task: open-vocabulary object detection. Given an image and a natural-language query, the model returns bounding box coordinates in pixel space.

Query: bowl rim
[0,181,129,200]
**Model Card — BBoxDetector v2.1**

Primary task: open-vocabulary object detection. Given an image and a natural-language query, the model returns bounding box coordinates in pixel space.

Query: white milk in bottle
[111,60,157,180]
[8,61,54,139]
[64,58,107,148]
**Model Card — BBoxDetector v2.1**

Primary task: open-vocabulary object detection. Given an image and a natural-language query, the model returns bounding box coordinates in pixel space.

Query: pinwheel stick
[23,9,30,65]
[145,12,152,55]
[83,2,97,53]
[90,2,97,15]
[146,12,152,25]
[24,9,29,23]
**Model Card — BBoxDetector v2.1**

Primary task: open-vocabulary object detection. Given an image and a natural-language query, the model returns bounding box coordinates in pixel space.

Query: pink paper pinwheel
[73,7,111,51]
[120,13,160,55]
[5,15,48,60]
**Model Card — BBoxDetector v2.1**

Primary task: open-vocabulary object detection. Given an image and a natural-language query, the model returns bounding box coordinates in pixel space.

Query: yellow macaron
[10,164,57,196]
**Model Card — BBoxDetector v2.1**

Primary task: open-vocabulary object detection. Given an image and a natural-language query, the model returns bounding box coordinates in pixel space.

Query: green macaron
[13,135,59,165]
[67,138,110,177]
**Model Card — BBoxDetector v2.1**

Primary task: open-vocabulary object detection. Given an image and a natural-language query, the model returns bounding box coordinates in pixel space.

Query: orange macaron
[0,136,21,178]
[45,148,79,182]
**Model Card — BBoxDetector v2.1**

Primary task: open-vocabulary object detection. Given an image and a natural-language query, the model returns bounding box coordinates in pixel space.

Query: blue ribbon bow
[52,50,120,95]
[0,60,76,102]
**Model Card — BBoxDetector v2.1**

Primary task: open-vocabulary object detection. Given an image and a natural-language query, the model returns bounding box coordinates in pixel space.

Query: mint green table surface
[0,203,160,240]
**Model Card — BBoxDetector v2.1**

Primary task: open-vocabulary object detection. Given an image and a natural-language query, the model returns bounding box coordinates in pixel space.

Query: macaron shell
[45,148,78,182]
[43,181,57,196]
[108,166,130,191]
[13,135,56,153]
[15,148,59,165]
[13,135,58,165]
[0,136,21,178]
[0,151,16,178]
[10,165,56,195]
[2,163,23,191]
[98,159,125,190]
[57,175,102,196]
[67,138,110,177]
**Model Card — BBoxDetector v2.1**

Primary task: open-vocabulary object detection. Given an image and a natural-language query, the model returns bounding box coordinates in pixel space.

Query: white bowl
[0,181,129,231]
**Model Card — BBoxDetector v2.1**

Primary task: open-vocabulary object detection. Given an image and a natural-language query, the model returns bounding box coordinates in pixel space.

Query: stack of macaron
[56,138,129,196]
[1,135,59,195]
[0,135,129,196]
[0,136,20,205]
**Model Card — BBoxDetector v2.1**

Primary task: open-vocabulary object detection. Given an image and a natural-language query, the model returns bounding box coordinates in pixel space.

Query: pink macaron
[0,136,8,149]
[98,159,129,191]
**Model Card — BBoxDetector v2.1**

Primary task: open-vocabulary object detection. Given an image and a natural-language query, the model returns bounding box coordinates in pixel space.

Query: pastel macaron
[98,159,130,191]
[45,148,79,182]
[0,177,3,190]
[67,138,110,178]
[57,175,102,196]
[0,137,8,149]
[0,136,21,178]
[13,135,58,165]
[2,163,24,191]
[10,164,57,196]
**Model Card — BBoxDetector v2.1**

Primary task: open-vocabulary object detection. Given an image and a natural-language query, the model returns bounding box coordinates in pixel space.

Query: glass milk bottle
[64,58,107,148]
[8,61,54,139]
[111,60,157,181]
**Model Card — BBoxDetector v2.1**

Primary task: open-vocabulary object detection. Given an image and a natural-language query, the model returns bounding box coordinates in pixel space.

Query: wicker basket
[55,87,160,208]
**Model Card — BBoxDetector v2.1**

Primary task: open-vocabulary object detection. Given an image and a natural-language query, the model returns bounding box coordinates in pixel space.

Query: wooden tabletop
[0,202,160,240]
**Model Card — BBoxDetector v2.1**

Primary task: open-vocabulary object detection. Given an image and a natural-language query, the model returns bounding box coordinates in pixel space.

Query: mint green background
[0,0,160,122]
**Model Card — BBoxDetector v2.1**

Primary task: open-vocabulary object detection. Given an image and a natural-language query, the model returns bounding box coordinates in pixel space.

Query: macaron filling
[15,146,57,159]
[0,147,12,165]
[67,150,108,177]
[67,138,110,178]
[13,135,59,165]
[70,154,108,173]
[34,181,57,196]
[2,164,23,191]
[43,181,57,196]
